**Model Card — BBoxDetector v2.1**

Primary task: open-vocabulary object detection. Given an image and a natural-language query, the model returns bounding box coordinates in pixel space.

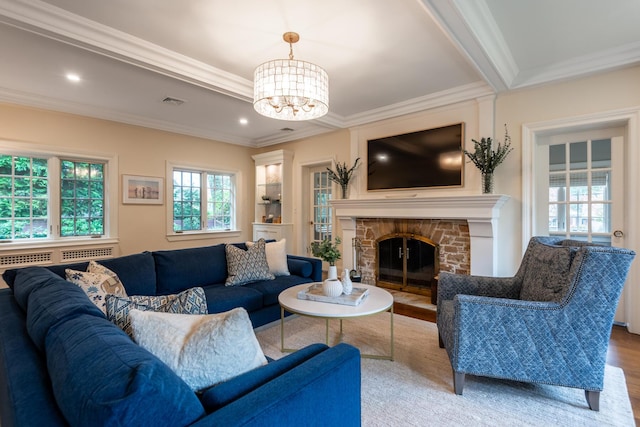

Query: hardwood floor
[607,325,640,423]
[394,302,640,423]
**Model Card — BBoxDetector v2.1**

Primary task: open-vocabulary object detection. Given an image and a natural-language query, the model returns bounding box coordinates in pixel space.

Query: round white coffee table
[278,283,394,360]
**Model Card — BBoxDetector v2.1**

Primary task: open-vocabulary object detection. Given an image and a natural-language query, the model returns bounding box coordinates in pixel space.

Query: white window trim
[165,160,242,241]
[0,140,119,250]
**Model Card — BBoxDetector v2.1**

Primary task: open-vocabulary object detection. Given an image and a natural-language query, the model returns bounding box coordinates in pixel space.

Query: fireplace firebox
[376,233,439,302]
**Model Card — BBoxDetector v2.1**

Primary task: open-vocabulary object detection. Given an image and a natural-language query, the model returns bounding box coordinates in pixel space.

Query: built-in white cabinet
[252,150,293,252]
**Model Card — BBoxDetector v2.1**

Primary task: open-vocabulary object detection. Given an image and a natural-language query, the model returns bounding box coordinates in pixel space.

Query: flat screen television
[367,123,464,191]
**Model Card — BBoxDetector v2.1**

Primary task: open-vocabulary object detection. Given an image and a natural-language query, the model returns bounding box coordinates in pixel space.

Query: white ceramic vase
[341,268,353,295]
[323,278,343,297]
[323,265,342,297]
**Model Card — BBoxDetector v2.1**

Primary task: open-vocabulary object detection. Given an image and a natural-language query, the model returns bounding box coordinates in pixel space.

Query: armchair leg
[438,333,444,349]
[585,390,600,411]
[453,372,465,395]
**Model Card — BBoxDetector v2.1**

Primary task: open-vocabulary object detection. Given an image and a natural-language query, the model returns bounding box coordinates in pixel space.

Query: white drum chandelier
[253,32,329,121]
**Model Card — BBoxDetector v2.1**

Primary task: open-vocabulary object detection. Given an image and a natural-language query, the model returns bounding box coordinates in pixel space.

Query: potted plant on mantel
[310,236,343,297]
[327,158,360,199]
[463,125,513,194]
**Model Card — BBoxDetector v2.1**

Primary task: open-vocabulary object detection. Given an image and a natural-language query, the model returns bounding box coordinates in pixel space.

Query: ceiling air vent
[280,127,295,132]
[162,97,185,106]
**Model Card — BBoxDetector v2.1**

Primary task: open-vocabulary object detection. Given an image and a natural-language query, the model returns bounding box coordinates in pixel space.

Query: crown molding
[254,125,337,148]
[512,40,640,89]
[343,81,494,127]
[0,87,256,147]
[0,0,254,101]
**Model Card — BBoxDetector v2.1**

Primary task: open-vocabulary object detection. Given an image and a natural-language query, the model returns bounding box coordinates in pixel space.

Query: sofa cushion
[0,289,68,426]
[35,252,158,296]
[46,312,205,427]
[199,343,329,412]
[225,239,274,286]
[246,239,290,276]
[129,307,267,391]
[105,287,208,337]
[65,266,127,314]
[11,268,105,351]
[201,285,264,314]
[519,242,575,302]
[245,275,315,306]
[153,244,228,294]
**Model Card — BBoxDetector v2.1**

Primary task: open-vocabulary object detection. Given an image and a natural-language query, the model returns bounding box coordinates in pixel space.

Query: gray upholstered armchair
[437,236,635,410]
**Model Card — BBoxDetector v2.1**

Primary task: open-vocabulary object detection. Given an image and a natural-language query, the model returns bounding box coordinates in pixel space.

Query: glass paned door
[548,138,621,245]
[309,167,332,246]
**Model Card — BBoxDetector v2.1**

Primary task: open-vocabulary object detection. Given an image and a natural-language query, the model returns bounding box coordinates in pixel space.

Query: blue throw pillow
[287,259,313,278]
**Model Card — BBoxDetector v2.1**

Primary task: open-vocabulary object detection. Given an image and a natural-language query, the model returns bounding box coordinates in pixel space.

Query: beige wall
[0,103,256,256]
[494,64,640,272]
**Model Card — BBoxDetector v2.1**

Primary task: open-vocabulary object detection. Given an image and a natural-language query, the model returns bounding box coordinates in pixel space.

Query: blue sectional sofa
[0,243,362,427]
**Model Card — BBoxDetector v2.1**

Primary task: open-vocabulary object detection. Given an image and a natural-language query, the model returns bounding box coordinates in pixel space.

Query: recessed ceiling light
[66,73,81,83]
[239,118,248,125]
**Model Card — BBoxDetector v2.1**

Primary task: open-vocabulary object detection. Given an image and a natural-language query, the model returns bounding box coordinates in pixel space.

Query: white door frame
[297,158,334,257]
[522,107,640,333]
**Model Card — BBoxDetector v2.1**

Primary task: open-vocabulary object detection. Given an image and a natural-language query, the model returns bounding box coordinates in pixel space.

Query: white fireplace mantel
[331,195,510,276]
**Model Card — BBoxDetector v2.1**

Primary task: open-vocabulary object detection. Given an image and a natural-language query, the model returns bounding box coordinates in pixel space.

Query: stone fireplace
[331,195,509,282]
[356,219,470,300]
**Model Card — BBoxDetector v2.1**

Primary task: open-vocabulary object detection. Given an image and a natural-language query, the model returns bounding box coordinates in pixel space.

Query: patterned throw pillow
[105,287,208,337]
[225,239,275,286]
[129,307,267,391]
[519,243,575,302]
[246,239,290,276]
[66,264,127,314]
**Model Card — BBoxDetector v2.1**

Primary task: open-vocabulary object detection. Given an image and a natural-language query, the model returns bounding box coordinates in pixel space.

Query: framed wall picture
[122,175,164,205]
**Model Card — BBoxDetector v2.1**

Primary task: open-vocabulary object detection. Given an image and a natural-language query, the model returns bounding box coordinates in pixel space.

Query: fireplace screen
[377,234,439,292]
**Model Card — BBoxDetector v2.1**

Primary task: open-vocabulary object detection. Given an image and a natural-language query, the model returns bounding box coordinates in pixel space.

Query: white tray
[297,283,369,306]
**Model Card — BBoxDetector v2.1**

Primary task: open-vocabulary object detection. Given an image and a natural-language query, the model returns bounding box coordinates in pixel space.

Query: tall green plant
[310,236,341,265]
[463,125,513,174]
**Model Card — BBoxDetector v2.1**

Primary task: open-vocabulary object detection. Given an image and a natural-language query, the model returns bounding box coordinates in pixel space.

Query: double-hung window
[172,166,236,234]
[0,145,115,243]
[0,155,49,239]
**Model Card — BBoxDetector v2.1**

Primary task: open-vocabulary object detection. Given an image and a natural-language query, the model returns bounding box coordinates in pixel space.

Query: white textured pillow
[129,307,267,391]
[66,266,127,314]
[246,239,290,276]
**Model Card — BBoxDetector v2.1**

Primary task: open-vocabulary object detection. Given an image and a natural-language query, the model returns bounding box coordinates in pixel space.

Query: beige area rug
[255,313,634,426]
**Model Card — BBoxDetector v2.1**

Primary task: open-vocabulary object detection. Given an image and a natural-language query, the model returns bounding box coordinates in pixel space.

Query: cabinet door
[253,226,281,241]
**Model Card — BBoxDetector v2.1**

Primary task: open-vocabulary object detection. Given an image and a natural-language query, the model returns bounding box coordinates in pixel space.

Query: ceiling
[1,0,639,147]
